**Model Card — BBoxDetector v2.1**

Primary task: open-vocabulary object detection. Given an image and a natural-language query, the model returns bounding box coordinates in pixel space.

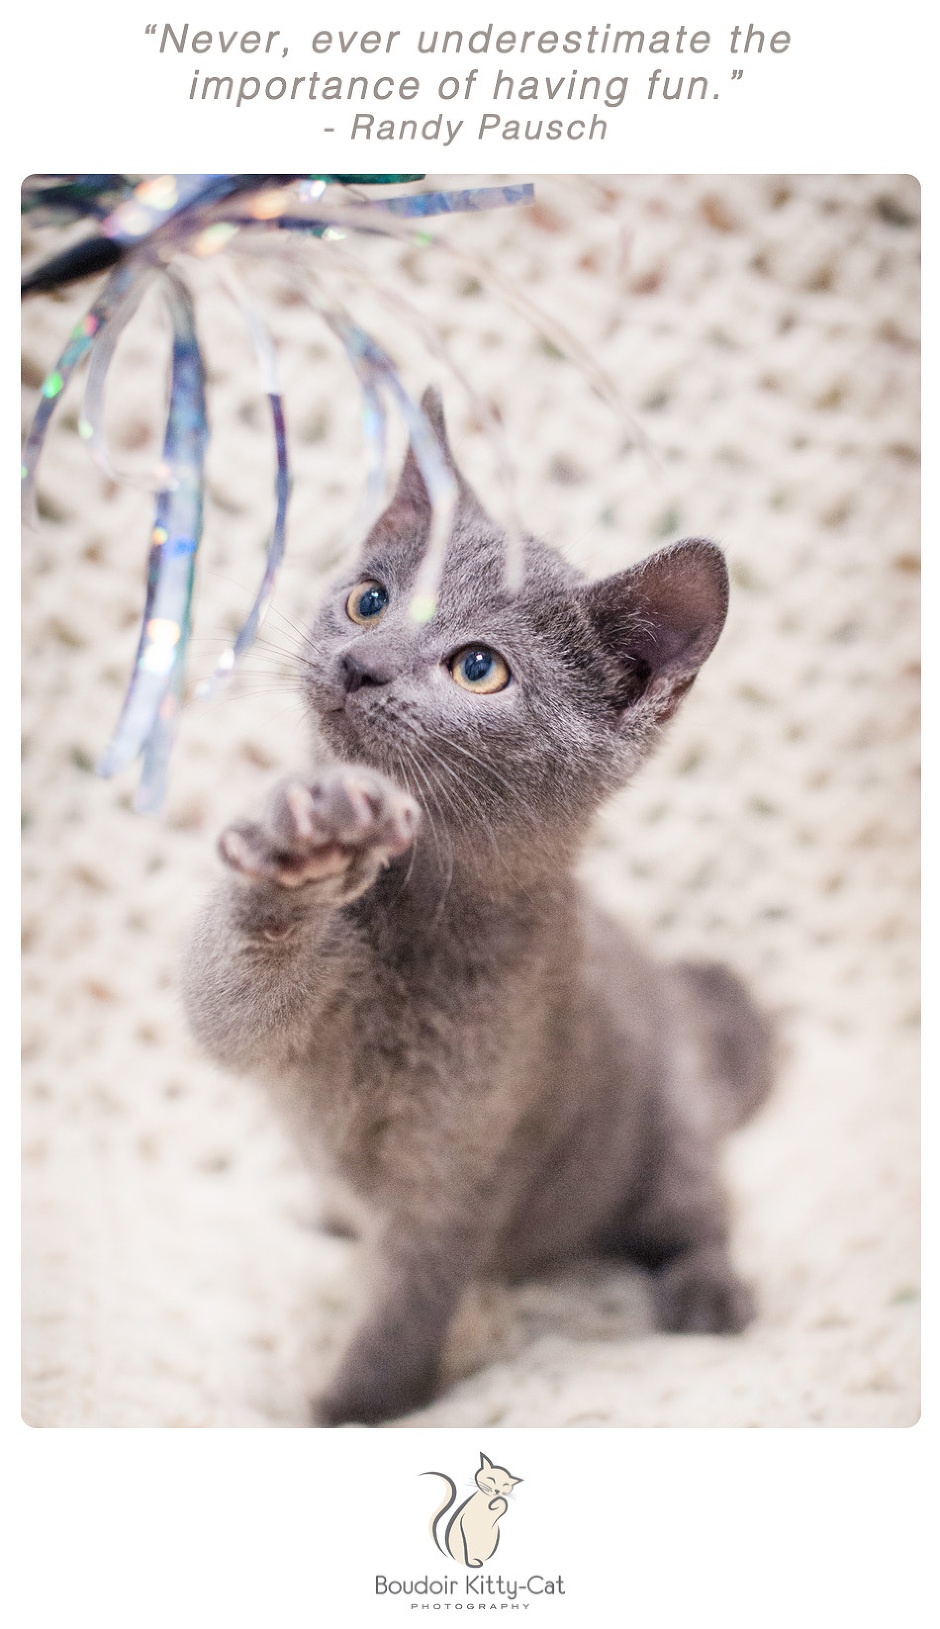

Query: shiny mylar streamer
[195,262,290,701]
[95,270,206,813]
[21,263,139,524]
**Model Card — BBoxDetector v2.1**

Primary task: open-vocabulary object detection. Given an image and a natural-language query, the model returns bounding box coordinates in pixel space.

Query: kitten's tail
[423,1472,457,1557]
[676,961,776,1131]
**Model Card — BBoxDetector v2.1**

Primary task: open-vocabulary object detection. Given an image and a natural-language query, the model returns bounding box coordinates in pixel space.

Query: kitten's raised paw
[650,1244,755,1335]
[219,767,419,891]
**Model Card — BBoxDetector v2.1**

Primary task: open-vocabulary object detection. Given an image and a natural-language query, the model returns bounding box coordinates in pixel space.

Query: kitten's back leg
[598,1128,756,1335]
[596,962,773,1334]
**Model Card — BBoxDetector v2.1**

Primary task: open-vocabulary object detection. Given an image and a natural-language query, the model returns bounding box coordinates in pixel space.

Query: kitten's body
[184,392,773,1425]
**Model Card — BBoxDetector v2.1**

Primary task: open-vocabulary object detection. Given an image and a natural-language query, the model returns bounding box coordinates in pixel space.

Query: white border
[10,3,931,1624]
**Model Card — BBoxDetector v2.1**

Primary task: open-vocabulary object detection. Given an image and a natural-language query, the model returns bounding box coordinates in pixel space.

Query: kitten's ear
[370,387,455,535]
[367,387,492,551]
[479,1453,493,1470]
[418,385,452,456]
[580,538,729,719]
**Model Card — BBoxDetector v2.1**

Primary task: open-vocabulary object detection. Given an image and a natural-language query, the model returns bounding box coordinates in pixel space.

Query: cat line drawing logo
[423,1453,523,1568]
[373,1454,565,1602]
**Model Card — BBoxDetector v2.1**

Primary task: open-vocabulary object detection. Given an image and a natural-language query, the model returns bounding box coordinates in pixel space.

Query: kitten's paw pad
[218,770,419,890]
[652,1248,755,1335]
[301,769,419,860]
[217,823,299,884]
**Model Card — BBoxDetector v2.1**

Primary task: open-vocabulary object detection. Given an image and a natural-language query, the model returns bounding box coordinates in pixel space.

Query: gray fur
[183,390,773,1425]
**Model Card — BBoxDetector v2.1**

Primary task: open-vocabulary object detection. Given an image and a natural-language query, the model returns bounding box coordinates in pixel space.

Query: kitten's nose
[342,651,392,694]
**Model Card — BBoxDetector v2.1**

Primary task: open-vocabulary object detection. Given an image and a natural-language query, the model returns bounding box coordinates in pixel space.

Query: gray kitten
[184,390,773,1426]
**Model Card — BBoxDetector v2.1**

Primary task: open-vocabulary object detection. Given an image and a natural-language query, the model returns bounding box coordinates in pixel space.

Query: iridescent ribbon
[96,270,207,813]
[362,182,535,221]
[196,262,290,700]
[236,181,535,239]
[21,262,142,524]
[79,269,159,483]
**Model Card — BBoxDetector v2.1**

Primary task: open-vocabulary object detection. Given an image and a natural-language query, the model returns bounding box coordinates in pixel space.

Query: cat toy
[23,174,647,812]
[22,174,535,812]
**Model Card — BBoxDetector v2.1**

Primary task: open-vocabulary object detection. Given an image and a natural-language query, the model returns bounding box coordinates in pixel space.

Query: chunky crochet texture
[22,174,919,1426]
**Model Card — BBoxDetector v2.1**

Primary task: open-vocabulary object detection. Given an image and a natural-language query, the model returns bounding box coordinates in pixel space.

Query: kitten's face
[303,508,620,847]
[301,396,728,866]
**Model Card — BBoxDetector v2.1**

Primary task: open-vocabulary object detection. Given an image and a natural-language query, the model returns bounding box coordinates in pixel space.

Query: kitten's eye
[346,581,389,625]
[450,646,511,694]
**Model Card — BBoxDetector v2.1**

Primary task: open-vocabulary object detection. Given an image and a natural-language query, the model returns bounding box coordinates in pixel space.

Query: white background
[9,3,933,1625]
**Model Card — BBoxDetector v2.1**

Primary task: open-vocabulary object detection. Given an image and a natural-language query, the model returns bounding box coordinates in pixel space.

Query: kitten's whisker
[397,738,455,916]
[246,634,316,668]
[399,736,483,917]
[397,712,501,846]
[415,719,539,842]
[219,668,304,687]
[404,748,449,875]
[407,726,541,902]
[189,632,313,672]
[396,738,440,852]
[396,742,443,889]
[192,656,299,676]
[391,749,421,894]
[261,602,316,648]
[199,574,311,651]
[195,687,302,712]
[408,742,478,849]
[426,758,518,888]
[423,730,527,811]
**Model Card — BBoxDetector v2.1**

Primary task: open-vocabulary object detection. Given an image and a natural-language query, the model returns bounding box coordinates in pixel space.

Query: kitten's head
[475,1452,522,1498]
[303,391,727,869]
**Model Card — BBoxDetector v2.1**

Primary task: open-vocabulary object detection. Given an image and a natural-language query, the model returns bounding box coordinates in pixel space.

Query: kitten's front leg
[183,767,419,1075]
[315,1216,485,1427]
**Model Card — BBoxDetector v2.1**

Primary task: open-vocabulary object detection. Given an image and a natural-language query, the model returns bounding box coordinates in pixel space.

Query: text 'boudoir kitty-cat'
[375,1575,565,1597]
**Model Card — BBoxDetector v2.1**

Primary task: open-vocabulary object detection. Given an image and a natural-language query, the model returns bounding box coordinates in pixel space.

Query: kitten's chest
[292,907,545,1186]
[321,935,519,1095]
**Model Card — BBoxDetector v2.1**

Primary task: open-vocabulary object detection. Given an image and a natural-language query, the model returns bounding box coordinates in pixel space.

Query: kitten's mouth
[314,685,393,761]
[323,688,382,725]
[309,673,380,715]
[304,676,362,724]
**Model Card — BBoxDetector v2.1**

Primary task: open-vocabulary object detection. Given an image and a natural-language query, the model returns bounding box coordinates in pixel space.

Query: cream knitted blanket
[22,174,919,1426]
